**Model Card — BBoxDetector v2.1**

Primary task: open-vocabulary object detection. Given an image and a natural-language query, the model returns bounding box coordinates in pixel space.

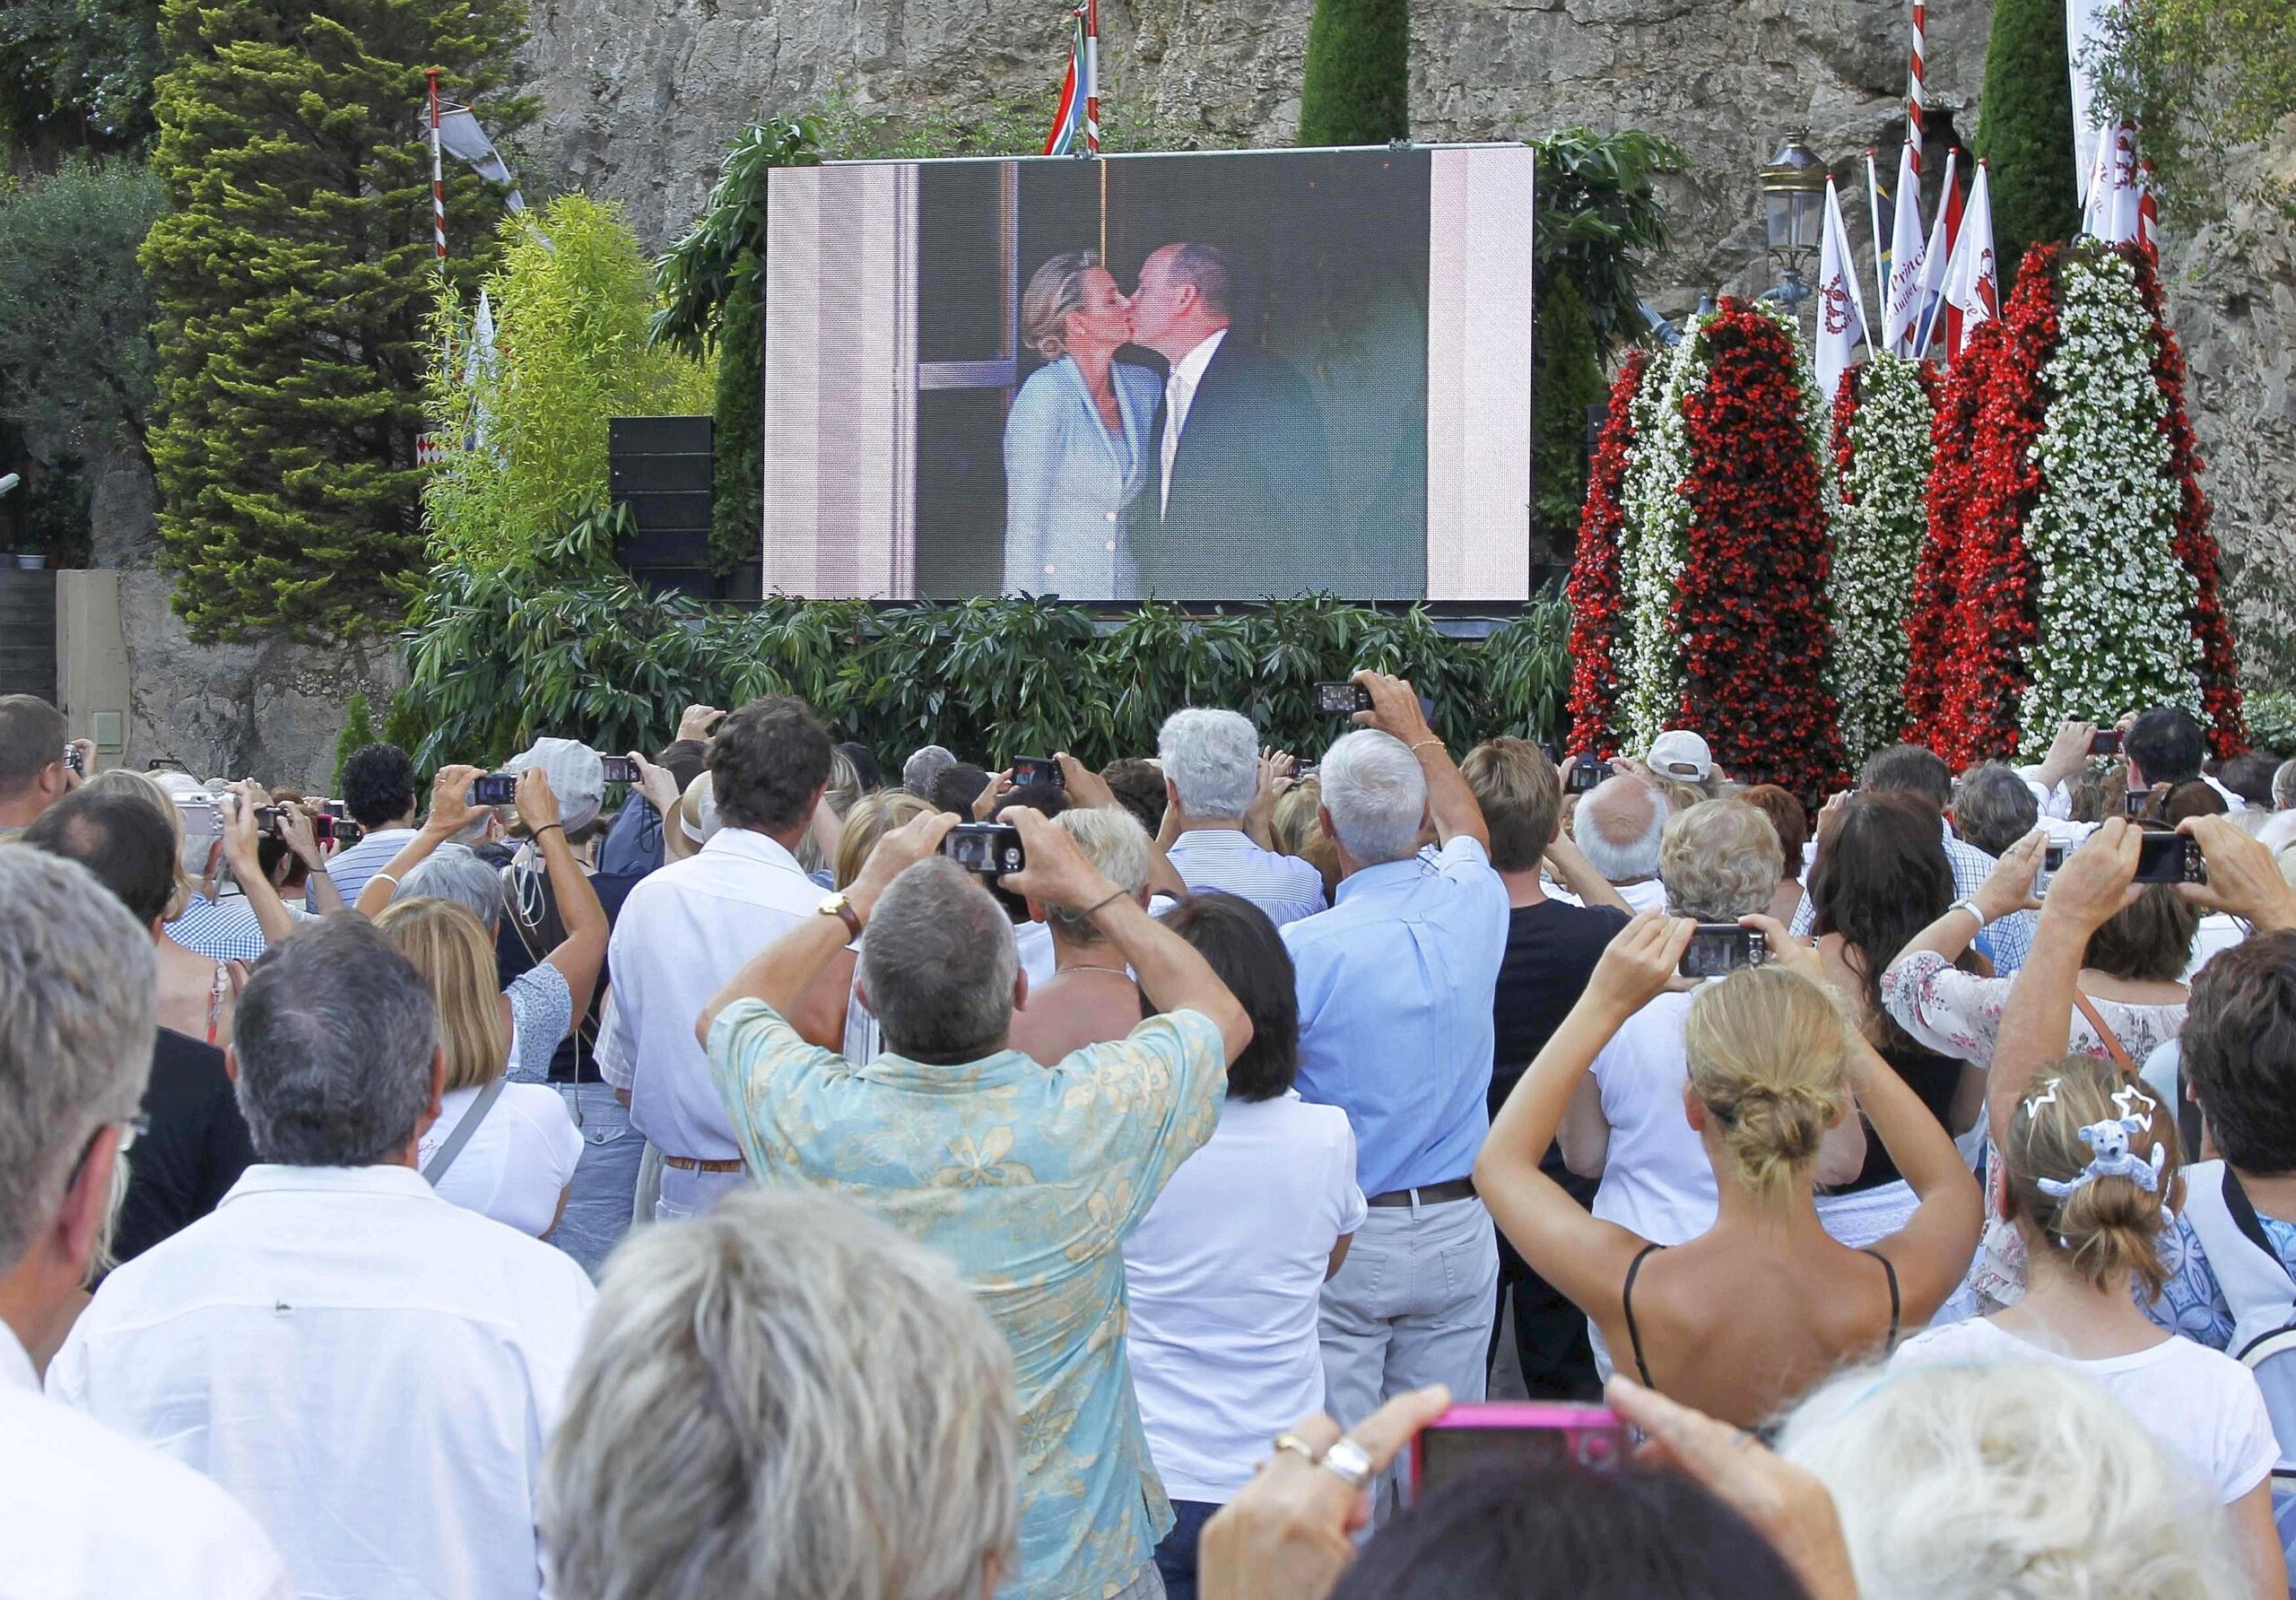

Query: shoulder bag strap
[2071,988,2135,1072]
[422,1075,508,1186]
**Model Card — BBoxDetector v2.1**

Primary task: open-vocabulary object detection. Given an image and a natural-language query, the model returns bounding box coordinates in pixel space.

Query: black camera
[469,773,518,806]
[1012,756,1065,789]
[943,822,1025,879]
[315,813,364,847]
[1565,757,1606,796]
[2124,786,2156,819]
[598,755,640,785]
[1316,681,1374,716]
[1680,924,1769,979]
[2089,729,2123,757]
[62,743,84,777]
[2134,832,2208,886]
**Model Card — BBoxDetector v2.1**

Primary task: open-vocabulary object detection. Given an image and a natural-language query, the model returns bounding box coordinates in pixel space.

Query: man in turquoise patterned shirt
[700,807,1253,1600]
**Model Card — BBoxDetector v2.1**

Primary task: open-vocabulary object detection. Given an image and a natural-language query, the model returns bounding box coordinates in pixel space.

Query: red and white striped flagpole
[1907,1,1926,175]
[427,67,446,269]
[1082,0,1100,156]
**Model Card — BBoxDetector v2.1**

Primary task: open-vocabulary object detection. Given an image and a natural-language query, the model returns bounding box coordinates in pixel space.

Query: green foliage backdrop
[1297,0,1409,147]
[1976,0,2082,288]
[142,0,532,639]
[424,195,713,571]
[2090,0,2296,222]
[0,155,163,462]
[395,517,1570,775]
[1530,274,1605,560]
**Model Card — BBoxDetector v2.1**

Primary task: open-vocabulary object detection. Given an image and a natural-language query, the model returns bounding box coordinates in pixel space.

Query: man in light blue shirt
[1157,707,1327,926]
[1283,673,1509,1475]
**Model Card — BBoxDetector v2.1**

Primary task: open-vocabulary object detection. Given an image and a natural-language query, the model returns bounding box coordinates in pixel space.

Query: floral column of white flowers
[1825,353,1937,767]
[1613,319,1706,754]
[2016,249,2202,753]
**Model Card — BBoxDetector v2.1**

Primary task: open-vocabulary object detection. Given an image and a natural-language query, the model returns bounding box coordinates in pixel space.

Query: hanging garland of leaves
[1564,348,1649,756]
[1673,301,1845,805]
[1825,352,1939,765]
[2130,244,2246,755]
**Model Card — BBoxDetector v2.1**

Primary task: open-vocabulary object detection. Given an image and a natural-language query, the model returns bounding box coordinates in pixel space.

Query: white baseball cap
[1647,729,1714,783]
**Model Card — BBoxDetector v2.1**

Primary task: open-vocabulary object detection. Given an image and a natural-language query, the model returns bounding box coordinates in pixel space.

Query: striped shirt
[1165,828,1328,926]
[311,828,419,910]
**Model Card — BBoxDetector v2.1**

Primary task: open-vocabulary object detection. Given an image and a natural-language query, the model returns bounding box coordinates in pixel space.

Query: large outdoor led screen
[761,143,1535,602]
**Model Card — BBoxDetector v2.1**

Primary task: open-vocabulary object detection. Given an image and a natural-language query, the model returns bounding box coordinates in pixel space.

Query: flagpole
[427,67,445,271]
[1865,150,1888,325]
[1907,0,1926,176]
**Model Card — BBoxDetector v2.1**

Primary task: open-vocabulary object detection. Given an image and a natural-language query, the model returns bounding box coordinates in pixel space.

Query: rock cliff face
[515,0,2292,689]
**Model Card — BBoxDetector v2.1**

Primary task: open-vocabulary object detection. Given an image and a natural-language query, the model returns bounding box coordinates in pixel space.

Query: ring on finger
[1271,1432,1318,1465]
[1319,1436,1374,1488]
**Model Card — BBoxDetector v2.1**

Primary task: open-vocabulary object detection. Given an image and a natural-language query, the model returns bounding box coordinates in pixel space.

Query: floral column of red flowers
[1673,301,1846,807]
[1564,349,1648,757]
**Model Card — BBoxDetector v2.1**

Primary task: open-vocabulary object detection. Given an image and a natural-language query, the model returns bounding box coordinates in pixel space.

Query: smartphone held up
[1409,1404,1627,1501]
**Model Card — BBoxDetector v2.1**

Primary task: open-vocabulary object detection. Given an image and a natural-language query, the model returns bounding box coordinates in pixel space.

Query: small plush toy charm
[2036,1116,2166,1200]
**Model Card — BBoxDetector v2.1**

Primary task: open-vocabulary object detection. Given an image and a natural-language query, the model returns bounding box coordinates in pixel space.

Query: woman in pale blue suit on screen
[1003,250,1162,597]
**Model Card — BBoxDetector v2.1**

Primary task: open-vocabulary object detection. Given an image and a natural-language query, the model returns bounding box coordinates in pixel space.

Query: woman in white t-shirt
[1125,892,1365,1600]
[375,894,583,1238]
[1890,1052,2283,1597]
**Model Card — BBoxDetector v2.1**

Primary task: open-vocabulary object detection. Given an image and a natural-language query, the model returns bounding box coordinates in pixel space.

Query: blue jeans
[1153,1500,1219,1600]
[550,1083,643,1277]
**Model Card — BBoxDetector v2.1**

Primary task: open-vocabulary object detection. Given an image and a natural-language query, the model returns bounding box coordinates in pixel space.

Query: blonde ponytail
[1683,967,1851,1206]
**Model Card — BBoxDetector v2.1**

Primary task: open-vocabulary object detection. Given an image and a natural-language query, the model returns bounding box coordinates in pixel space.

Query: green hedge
[395,565,1570,775]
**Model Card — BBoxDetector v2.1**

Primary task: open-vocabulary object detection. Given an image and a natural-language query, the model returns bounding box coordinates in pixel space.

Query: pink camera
[1408,1403,1627,1499]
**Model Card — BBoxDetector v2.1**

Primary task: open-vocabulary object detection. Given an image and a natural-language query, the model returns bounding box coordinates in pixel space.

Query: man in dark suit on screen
[1127,242,1335,597]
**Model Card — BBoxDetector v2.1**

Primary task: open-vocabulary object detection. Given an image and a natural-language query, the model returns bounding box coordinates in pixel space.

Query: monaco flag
[1815,176,1872,404]
[1882,143,1927,356]
[2081,121,2144,246]
[1942,161,1999,358]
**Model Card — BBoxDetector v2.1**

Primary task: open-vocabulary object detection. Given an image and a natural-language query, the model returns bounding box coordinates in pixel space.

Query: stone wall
[117,569,404,794]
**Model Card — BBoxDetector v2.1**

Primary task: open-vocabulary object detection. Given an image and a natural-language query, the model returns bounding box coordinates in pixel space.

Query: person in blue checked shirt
[699,805,1253,1600]
[1282,670,1511,1508]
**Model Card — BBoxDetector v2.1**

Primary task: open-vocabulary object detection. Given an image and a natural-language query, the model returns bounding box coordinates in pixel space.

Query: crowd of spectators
[5,680,2296,1599]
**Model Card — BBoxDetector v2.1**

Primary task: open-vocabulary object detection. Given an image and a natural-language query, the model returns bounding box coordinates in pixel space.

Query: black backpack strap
[2222,1167,2288,1273]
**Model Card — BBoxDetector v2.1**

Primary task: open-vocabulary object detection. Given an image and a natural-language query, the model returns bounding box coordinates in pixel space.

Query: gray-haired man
[52,915,596,1600]
[702,807,1253,1600]
[0,846,286,1597]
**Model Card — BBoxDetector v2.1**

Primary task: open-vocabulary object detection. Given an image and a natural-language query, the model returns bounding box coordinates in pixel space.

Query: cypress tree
[142,0,530,640]
[332,691,375,792]
[1530,274,1605,560]
[1975,0,2081,290]
[1297,0,1409,145]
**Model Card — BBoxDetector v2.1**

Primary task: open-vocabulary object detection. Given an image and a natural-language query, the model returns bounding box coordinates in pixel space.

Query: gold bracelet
[1410,737,1445,754]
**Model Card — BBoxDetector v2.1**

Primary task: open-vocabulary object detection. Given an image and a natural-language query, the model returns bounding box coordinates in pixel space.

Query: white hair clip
[2037,1117,2167,1200]
[2022,1080,2062,1120]
[2110,1083,2158,1133]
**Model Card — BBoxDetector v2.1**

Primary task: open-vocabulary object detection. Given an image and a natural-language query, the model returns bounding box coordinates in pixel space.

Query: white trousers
[1318,1196,1498,1509]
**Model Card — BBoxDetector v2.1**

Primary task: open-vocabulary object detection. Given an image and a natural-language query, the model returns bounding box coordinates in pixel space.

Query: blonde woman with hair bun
[1001,249,1161,599]
[1475,912,1984,1429]
[1889,1052,2285,1596]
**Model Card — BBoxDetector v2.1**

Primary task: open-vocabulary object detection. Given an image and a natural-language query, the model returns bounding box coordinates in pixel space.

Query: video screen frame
[760,143,1535,604]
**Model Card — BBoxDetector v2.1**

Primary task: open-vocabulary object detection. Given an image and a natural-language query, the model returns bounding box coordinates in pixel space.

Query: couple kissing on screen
[1001,242,1332,601]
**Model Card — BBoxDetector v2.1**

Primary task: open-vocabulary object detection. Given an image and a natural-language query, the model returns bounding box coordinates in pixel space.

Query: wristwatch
[817,891,864,938]
[1948,897,1989,931]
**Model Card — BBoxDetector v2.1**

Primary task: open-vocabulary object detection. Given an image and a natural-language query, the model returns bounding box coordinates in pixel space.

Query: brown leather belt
[1367,1177,1476,1208]
[660,1155,747,1174]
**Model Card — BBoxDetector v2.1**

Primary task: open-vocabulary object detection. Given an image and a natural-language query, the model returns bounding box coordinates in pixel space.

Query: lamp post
[1758,129,1829,312]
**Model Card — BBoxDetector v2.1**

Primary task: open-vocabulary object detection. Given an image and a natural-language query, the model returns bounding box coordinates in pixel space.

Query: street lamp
[1758,129,1829,311]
